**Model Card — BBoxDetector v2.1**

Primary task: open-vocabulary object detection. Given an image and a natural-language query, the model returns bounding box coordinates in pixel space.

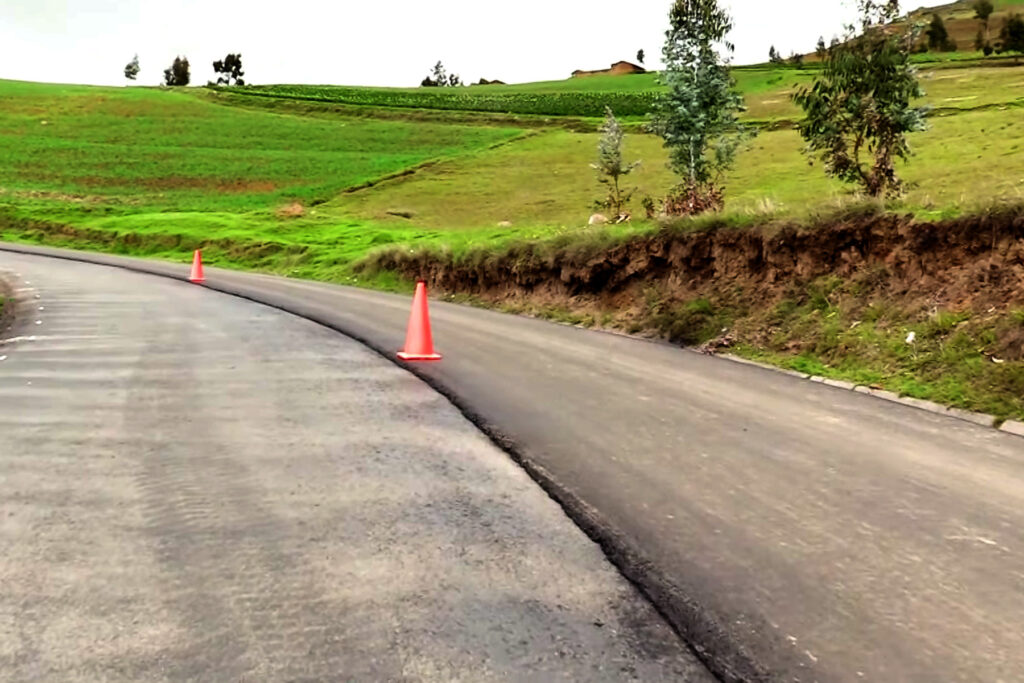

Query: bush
[660,183,725,216]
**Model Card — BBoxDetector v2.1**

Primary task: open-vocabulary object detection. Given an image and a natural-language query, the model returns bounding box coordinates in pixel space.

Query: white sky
[0,0,950,87]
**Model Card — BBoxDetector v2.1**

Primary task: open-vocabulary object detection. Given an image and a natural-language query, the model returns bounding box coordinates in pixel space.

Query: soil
[365,208,1024,326]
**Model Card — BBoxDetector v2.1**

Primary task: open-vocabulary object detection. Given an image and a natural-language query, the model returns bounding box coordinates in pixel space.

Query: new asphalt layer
[3,244,1024,682]
[0,251,711,681]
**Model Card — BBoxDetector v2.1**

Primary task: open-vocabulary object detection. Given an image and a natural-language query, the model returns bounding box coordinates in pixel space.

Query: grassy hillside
[906,0,1024,51]
[3,61,1024,271]
[0,79,524,279]
[222,60,1024,125]
[1,63,1023,420]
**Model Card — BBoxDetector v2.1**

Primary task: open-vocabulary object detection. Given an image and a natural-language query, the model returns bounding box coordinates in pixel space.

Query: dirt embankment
[363,208,1024,422]
[364,209,1024,323]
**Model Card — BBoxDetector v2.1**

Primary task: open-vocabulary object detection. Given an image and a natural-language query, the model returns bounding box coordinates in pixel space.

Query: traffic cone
[189,250,205,284]
[397,281,442,361]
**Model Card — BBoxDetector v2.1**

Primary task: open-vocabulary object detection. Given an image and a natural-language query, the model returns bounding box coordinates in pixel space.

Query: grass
[331,105,1024,234]
[0,78,524,282]
[729,281,1024,422]
[1,69,1023,419]
[0,79,522,213]
[4,66,1024,265]
[219,57,1024,125]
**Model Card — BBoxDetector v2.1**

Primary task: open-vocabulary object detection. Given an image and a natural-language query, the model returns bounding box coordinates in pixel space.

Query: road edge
[721,354,1024,438]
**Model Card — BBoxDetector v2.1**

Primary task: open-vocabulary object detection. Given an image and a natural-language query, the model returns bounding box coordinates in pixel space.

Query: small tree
[926,14,956,51]
[421,61,460,87]
[212,53,245,86]
[975,0,995,22]
[637,48,646,64]
[816,36,828,58]
[975,0,995,47]
[592,108,640,217]
[768,45,783,64]
[124,54,140,81]
[650,0,748,215]
[788,52,805,68]
[999,13,1024,62]
[792,0,928,198]
[163,56,190,86]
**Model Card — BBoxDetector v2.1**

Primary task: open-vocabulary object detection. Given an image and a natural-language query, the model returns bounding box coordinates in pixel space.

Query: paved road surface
[0,252,712,681]
[4,245,1024,682]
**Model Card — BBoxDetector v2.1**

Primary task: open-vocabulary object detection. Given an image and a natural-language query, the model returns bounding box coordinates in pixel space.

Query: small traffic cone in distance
[189,249,205,284]
[397,281,442,362]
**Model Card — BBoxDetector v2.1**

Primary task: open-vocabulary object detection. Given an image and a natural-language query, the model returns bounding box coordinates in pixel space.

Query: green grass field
[3,62,1024,273]
[2,57,1023,418]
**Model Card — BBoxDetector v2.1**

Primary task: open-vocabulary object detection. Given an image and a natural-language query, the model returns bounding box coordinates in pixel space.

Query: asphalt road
[3,244,1024,682]
[0,251,712,681]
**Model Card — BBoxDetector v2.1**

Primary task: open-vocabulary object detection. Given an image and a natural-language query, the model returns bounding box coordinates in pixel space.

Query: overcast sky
[0,0,949,87]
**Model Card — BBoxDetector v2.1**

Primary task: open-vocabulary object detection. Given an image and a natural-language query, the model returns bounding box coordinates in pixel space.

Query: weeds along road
[3,245,1024,683]
[0,251,712,682]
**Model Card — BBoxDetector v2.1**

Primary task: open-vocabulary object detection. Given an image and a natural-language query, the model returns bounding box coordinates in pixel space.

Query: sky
[0,0,951,87]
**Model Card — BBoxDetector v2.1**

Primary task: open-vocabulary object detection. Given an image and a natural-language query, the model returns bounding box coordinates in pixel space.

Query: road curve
[4,244,1024,682]
[0,251,712,681]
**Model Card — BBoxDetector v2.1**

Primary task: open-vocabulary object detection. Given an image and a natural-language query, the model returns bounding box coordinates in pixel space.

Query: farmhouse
[571,61,646,78]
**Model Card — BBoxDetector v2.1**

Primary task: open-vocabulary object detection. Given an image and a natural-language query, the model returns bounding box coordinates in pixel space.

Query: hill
[1,60,1023,419]
[904,0,1024,51]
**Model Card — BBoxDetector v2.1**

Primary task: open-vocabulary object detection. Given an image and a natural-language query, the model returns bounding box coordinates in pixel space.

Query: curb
[721,354,1020,439]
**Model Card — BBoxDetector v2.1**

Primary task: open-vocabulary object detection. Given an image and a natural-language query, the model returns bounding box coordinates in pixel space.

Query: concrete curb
[721,354,1017,438]
[1001,421,1024,437]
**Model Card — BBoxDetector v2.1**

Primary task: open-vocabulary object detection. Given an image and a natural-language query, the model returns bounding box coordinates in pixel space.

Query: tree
[212,53,245,86]
[788,52,805,68]
[768,45,783,64]
[163,56,190,86]
[926,14,956,51]
[975,0,995,22]
[816,36,828,58]
[124,54,140,81]
[649,0,748,214]
[637,48,646,64]
[421,61,460,87]
[999,13,1024,62]
[792,0,928,198]
[975,0,995,46]
[592,107,640,217]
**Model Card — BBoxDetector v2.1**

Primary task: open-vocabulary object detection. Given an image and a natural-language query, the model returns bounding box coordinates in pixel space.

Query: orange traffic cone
[397,281,442,362]
[189,249,205,284]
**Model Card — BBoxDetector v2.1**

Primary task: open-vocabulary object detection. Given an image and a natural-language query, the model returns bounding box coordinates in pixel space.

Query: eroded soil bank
[362,208,1024,419]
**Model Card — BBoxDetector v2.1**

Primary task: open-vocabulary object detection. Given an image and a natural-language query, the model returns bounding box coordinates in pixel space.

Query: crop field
[225,58,1024,125]
[229,84,661,119]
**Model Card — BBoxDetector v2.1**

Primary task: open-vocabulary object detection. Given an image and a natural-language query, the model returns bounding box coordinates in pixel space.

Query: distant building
[571,61,647,78]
